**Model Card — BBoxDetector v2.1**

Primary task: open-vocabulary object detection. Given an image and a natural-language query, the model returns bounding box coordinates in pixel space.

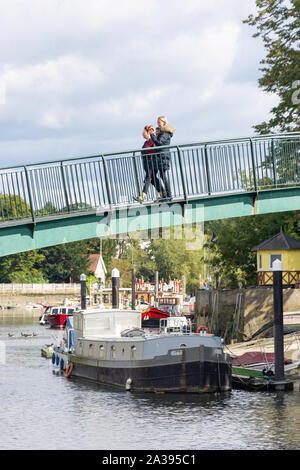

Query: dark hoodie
[150,124,176,171]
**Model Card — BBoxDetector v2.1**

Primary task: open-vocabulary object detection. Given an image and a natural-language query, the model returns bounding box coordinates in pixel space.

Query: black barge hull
[68,356,232,393]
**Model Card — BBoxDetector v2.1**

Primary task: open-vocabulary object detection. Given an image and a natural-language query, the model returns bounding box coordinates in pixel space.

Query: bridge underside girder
[0,188,299,257]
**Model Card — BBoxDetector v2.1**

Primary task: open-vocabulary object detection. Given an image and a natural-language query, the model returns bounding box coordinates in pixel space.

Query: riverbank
[0,283,81,310]
[226,332,300,390]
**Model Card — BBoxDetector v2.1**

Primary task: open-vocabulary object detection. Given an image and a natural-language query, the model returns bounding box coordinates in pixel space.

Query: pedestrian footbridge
[1,132,300,256]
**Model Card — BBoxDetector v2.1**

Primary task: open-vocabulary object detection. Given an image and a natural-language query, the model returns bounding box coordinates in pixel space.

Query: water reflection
[0,317,300,450]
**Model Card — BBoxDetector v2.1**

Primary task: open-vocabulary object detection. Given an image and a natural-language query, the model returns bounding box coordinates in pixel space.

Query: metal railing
[1,132,300,225]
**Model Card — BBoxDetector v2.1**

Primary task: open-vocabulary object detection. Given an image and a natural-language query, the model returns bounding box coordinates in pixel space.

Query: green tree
[39,241,91,282]
[244,0,300,133]
[0,194,32,220]
[0,250,47,283]
[205,211,300,288]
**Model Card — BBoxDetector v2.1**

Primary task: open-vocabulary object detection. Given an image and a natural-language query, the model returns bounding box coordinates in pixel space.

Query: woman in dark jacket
[133,125,161,203]
[149,116,175,201]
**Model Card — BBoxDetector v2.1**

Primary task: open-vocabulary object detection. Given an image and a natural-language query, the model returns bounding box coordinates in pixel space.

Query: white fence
[0,283,81,294]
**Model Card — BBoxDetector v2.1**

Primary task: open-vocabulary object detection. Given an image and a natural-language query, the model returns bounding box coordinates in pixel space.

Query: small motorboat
[45,305,76,329]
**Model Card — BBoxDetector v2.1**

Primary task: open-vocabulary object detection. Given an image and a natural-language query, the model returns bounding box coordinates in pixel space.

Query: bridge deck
[0,132,300,256]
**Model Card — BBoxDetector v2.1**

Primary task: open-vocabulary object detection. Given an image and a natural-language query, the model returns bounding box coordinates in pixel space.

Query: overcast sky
[0,0,278,167]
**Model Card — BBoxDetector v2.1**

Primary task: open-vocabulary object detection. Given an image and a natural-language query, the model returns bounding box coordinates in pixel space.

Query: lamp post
[112,268,119,309]
[80,273,87,310]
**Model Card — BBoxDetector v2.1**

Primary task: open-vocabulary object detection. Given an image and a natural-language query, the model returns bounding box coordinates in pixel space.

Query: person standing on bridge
[149,116,175,201]
[133,125,162,203]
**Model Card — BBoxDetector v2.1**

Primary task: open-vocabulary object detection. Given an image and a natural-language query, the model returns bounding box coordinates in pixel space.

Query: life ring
[196,325,210,335]
[65,362,73,378]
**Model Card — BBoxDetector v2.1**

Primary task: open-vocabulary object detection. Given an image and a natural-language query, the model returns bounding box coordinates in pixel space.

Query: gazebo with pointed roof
[252,228,300,286]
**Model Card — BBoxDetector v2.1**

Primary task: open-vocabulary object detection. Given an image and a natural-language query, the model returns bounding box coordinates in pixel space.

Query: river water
[1,316,300,451]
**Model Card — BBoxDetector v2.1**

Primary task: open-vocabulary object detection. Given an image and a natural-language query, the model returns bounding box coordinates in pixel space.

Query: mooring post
[272,259,285,382]
[155,271,159,306]
[131,267,136,310]
[80,273,87,310]
[112,268,120,309]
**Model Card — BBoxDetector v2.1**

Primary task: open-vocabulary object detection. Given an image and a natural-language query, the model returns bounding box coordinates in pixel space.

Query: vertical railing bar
[16,171,24,219]
[198,148,205,194]
[102,156,112,206]
[118,157,126,202]
[74,164,83,209]
[132,152,141,199]
[41,167,49,214]
[110,159,118,204]
[191,148,198,194]
[34,169,43,216]
[20,170,30,218]
[96,160,106,205]
[60,162,70,213]
[39,168,48,215]
[53,165,62,211]
[204,145,212,195]
[1,174,9,220]
[177,146,187,200]
[249,138,258,192]
[10,172,20,219]
[188,149,195,195]
[68,164,77,209]
[32,169,41,216]
[127,156,136,202]
[44,167,53,213]
[88,162,97,208]
[40,168,50,215]
[0,173,6,220]
[6,173,16,219]
[92,161,101,206]
[24,167,35,223]
[80,162,89,207]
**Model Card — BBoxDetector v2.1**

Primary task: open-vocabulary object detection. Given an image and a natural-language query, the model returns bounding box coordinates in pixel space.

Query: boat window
[180,344,187,348]
[88,344,94,357]
[99,345,105,359]
[61,308,66,314]
[111,345,116,359]
[131,346,136,359]
[68,308,74,314]
[52,308,58,314]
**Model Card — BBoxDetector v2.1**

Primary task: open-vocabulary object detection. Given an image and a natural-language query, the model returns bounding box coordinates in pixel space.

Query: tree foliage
[205,211,300,288]
[0,251,47,283]
[244,0,300,133]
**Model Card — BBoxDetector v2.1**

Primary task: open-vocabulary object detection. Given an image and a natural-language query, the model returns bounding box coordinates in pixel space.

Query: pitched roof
[89,254,100,272]
[88,254,107,274]
[252,228,300,251]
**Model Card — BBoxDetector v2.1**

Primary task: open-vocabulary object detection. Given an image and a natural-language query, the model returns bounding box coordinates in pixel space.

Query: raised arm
[150,132,171,146]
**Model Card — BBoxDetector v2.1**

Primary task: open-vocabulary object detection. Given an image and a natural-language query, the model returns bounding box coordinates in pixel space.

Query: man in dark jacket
[149,116,175,201]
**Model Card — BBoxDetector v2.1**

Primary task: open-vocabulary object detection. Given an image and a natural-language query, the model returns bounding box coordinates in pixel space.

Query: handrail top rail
[1,131,300,172]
